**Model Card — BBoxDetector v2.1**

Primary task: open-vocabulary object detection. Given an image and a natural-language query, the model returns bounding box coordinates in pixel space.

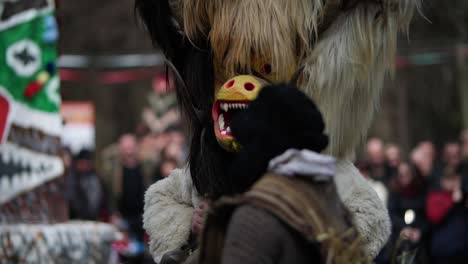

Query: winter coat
[388,190,429,241]
[427,191,468,258]
[143,159,391,263]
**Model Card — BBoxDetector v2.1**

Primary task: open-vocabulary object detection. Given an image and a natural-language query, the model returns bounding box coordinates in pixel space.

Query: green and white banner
[0,0,63,204]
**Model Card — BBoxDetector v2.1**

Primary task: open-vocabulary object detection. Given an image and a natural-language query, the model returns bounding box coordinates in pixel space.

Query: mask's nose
[216,75,267,102]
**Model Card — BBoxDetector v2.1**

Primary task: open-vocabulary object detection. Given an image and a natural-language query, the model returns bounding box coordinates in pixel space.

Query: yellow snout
[212,75,268,152]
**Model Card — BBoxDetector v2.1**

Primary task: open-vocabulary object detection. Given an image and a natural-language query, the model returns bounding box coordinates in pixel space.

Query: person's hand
[409,228,421,242]
[400,227,412,240]
[401,227,421,242]
[453,188,463,203]
[191,200,210,236]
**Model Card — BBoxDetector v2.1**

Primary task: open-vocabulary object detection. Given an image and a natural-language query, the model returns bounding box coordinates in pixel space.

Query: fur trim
[335,160,391,257]
[144,161,390,261]
[143,168,200,263]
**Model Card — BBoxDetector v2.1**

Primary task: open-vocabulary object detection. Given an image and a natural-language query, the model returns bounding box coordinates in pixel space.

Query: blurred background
[53,1,468,263]
[56,1,468,158]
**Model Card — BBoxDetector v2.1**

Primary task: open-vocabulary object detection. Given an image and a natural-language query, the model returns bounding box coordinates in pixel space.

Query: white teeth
[30,157,41,171]
[11,174,20,191]
[1,176,10,194]
[30,173,39,186]
[11,151,21,165]
[221,103,228,112]
[219,102,248,114]
[0,143,66,203]
[21,172,29,187]
[227,127,231,133]
[219,114,225,130]
[0,176,11,202]
[1,152,9,164]
[20,150,28,168]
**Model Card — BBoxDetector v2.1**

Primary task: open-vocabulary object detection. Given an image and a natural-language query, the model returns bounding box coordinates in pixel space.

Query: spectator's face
[161,161,177,177]
[118,135,138,167]
[366,139,385,165]
[419,141,436,162]
[411,145,434,177]
[385,145,401,167]
[397,163,413,187]
[169,131,185,145]
[153,133,170,152]
[443,143,460,168]
[441,175,460,192]
[164,143,182,161]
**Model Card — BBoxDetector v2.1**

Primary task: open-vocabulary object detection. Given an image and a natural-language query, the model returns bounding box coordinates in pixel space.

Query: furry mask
[135,0,418,198]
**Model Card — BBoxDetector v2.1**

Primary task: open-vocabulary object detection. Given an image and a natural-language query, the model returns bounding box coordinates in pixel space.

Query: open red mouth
[212,100,250,138]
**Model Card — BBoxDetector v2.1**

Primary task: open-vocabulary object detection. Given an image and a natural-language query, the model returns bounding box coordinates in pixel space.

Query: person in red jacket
[426,168,468,263]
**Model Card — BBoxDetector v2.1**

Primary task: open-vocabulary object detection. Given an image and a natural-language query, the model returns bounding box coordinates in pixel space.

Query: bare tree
[432,1,468,129]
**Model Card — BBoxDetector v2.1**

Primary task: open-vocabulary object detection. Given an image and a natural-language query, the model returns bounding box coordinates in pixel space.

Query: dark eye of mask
[262,64,272,75]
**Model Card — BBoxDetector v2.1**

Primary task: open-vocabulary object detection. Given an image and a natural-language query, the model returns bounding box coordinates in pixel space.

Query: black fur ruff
[135,0,236,199]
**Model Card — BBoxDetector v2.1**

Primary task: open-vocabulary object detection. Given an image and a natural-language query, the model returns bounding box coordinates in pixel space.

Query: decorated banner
[0,0,63,204]
[0,3,120,263]
[0,222,119,263]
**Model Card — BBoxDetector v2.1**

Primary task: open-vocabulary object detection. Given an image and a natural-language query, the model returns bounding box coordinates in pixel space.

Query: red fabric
[24,81,43,98]
[426,191,454,225]
[0,94,10,142]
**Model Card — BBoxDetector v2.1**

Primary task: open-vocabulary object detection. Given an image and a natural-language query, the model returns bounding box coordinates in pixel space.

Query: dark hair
[74,149,93,161]
[390,162,425,195]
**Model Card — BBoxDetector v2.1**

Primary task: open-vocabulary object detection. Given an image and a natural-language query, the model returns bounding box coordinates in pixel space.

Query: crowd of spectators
[359,130,468,264]
[62,77,186,263]
[62,124,186,263]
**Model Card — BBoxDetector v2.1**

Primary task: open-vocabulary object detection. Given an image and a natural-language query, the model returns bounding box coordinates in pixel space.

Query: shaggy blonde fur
[183,0,323,81]
[301,0,419,158]
[178,0,419,158]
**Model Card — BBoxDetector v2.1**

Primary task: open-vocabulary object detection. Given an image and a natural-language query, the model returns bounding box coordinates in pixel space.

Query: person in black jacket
[67,150,108,221]
[387,162,429,263]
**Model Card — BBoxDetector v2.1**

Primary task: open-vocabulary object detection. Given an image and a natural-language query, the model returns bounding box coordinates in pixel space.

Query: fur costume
[136,0,419,262]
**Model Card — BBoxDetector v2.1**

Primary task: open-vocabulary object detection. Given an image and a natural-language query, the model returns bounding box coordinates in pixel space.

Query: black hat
[227,83,329,194]
[74,149,93,161]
